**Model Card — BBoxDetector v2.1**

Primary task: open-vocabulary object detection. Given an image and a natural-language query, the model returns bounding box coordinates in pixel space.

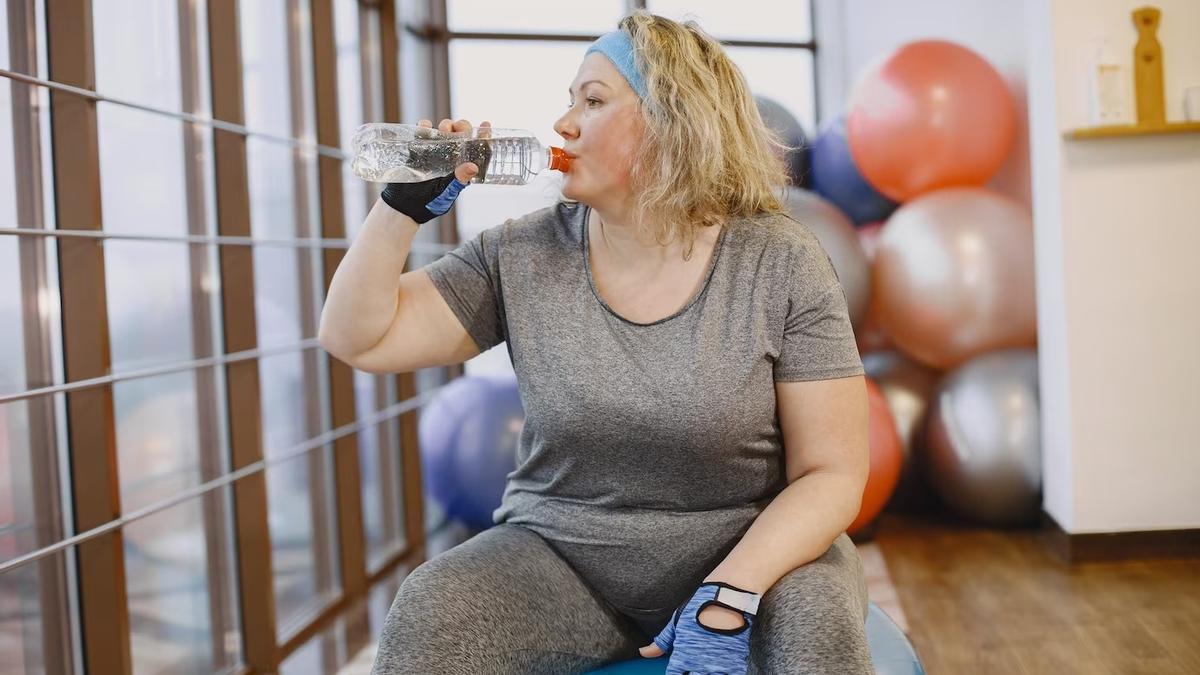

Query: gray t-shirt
[424,200,863,620]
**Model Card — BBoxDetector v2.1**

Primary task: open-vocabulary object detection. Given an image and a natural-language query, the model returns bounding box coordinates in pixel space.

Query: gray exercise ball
[782,187,870,330]
[924,348,1042,527]
[755,95,810,188]
[863,350,942,514]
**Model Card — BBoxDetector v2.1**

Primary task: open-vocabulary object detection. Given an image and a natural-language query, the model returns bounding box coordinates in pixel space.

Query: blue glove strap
[424,177,469,216]
[379,173,470,225]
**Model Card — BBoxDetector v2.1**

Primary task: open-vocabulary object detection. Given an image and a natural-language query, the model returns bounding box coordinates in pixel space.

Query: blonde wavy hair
[561,10,797,261]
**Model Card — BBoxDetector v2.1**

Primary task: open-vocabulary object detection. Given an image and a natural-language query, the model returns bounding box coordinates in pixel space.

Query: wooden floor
[866,511,1200,675]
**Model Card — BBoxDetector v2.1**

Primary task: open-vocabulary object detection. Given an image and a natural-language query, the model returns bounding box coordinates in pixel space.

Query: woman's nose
[554,112,577,141]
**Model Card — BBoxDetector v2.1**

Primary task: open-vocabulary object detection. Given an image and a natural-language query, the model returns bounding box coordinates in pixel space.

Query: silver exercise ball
[782,187,870,330]
[924,348,1042,527]
[755,95,810,188]
[862,350,942,513]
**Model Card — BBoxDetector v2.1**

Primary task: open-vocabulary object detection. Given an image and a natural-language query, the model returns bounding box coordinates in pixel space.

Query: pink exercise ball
[872,187,1036,371]
[856,221,893,355]
[846,40,1017,202]
[782,188,870,331]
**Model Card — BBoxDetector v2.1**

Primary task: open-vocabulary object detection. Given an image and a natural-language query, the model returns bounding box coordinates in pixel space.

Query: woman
[320,10,873,675]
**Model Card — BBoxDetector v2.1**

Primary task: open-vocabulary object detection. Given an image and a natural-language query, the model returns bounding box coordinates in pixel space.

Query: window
[649,0,813,42]
[336,0,409,572]
[239,0,341,640]
[92,0,241,671]
[447,0,626,34]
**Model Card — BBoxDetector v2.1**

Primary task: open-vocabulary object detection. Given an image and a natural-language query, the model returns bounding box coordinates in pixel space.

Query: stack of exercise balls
[761,40,1043,534]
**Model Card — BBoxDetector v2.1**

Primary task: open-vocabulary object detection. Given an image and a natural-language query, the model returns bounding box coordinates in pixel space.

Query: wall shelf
[1064,121,1200,139]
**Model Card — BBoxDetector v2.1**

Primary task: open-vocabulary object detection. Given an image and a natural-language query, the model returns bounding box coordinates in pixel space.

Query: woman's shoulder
[476,200,584,253]
[729,209,823,254]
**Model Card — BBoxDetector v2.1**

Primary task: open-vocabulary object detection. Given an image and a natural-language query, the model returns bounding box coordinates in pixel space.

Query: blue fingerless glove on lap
[651,581,761,675]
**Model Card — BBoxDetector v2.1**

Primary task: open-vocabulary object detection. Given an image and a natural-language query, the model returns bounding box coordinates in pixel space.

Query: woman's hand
[419,117,493,177]
[639,606,745,657]
[638,581,759,675]
[378,118,492,224]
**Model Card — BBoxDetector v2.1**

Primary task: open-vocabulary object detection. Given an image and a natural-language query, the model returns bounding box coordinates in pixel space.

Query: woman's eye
[587,98,601,107]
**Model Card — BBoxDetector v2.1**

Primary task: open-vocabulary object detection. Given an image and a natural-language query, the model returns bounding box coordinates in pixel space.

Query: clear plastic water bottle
[351,122,572,185]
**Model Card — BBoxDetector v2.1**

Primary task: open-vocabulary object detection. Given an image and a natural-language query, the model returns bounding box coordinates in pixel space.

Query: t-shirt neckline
[579,203,728,328]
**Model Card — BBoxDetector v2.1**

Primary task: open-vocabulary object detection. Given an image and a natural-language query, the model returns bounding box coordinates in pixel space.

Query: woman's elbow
[317,312,355,363]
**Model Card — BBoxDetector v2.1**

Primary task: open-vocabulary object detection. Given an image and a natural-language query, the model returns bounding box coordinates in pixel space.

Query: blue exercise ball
[584,600,926,674]
[755,95,811,189]
[812,115,899,226]
[418,374,524,531]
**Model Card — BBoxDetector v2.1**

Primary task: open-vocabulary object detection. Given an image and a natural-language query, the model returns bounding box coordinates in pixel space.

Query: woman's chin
[560,176,584,201]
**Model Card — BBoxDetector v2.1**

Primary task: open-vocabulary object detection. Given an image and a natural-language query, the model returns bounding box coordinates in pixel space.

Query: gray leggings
[371,523,874,674]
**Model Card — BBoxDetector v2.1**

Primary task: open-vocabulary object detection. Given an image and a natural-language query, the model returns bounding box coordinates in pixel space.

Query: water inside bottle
[353,130,546,185]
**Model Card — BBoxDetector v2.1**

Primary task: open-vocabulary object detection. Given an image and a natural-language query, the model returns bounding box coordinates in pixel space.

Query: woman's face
[553,53,645,207]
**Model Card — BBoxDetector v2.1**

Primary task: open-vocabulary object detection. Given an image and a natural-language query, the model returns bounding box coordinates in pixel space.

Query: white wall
[818,0,1200,534]
[1027,0,1200,533]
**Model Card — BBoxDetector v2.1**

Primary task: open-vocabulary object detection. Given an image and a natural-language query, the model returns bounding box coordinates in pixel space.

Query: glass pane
[1,79,60,394]
[124,489,241,674]
[415,367,450,396]
[356,372,405,569]
[113,367,227,515]
[353,371,382,561]
[259,351,312,456]
[277,601,370,675]
[0,237,25,394]
[252,246,306,350]
[1,0,51,78]
[92,0,182,111]
[447,0,625,34]
[240,0,317,144]
[400,16,433,126]
[104,240,195,372]
[362,373,406,571]
[725,46,817,138]
[1,81,15,229]
[241,0,296,134]
[260,350,340,636]
[647,0,812,42]
[0,548,76,675]
[335,0,365,152]
[0,394,64,564]
[114,371,202,512]
[0,4,7,71]
[97,104,190,237]
[368,568,403,631]
[448,40,580,232]
[246,138,302,240]
[335,0,374,238]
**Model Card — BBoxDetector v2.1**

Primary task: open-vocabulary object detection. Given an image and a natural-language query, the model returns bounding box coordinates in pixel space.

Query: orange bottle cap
[549,146,572,173]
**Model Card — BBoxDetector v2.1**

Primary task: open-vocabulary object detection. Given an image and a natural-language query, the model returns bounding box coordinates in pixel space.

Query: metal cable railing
[0,385,440,576]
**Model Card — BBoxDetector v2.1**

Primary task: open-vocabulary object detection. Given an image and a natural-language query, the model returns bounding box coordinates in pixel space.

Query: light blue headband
[585,30,648,100]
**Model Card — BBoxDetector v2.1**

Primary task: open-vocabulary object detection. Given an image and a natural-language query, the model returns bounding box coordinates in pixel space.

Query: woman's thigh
[748,532,874,675]
[371,523,645,675]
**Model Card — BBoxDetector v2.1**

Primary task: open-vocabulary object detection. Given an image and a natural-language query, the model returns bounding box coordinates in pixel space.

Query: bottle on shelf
[1087,34,1129,126]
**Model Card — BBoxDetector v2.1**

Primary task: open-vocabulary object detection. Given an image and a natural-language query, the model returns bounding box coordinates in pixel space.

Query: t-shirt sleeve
[422,221,508,353]
[773,234,865,382]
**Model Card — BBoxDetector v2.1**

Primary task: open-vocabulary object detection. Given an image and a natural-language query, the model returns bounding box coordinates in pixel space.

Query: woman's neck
[589,204,687,267]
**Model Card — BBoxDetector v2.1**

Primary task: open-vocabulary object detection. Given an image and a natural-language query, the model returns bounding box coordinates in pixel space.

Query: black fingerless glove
[379,137,493,224]
[380,173,471,225]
